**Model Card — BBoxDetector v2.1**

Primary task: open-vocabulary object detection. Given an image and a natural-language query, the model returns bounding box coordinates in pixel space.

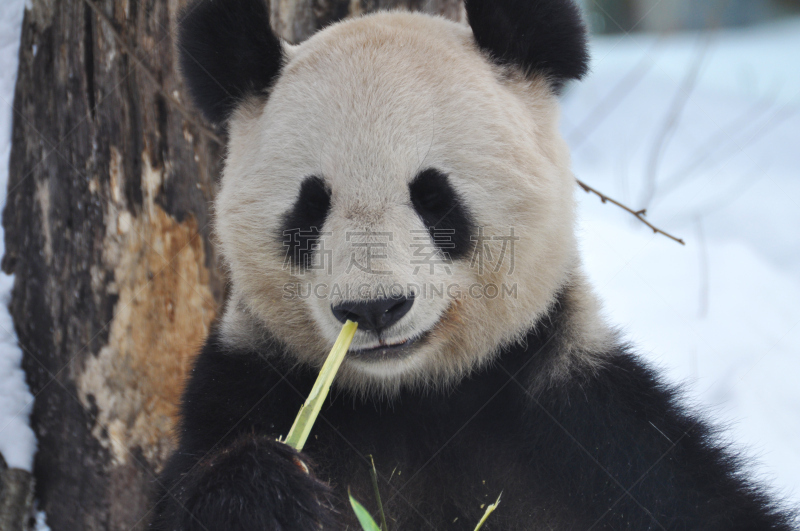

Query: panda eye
[413,184,442,210]
[296,176,331,224]
[280,176,331,269]
[409,168,452,217]
[409,168,474,260]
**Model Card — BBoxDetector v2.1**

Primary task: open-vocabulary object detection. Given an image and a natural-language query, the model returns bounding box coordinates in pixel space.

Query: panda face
[177,0,590,394]
[211,12,580,393]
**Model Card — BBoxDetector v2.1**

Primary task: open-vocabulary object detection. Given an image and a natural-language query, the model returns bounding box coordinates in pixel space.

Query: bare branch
[641,35,711,208]
[694,216,709,319]
[576,178,685,245]
[566,38,661,150]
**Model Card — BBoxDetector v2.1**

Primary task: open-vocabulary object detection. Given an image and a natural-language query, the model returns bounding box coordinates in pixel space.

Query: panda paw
[168,434,338,531]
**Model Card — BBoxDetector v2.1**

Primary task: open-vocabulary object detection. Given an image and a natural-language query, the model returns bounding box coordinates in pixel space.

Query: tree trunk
[1,0,464,529]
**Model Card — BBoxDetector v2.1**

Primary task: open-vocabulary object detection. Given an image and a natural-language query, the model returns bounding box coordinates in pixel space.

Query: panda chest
[296,386,551,529]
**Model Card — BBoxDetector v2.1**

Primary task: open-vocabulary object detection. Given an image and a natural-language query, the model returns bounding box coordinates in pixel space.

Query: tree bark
[0,454,33,531]
[1,0,464,529]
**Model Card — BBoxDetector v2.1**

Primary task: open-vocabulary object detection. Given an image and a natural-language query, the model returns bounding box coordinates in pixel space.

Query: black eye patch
[280,176,331,270]
[409,168,474,260]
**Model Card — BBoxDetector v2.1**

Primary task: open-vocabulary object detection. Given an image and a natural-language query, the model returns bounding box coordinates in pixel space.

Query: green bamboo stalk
[284,320,358,451]
[473,493,502,531]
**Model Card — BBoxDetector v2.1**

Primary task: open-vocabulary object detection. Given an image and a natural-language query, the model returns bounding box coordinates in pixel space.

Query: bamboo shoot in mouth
[283,320,358,451]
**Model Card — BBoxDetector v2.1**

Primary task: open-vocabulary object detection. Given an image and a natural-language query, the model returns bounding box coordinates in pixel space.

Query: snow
[563,19,800,508]
[0,1,796,522]
[0,0,35,473]
[34,502,51,531]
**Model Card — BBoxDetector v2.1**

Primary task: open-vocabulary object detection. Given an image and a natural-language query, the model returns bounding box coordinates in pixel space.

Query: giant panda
[150,0,795,529]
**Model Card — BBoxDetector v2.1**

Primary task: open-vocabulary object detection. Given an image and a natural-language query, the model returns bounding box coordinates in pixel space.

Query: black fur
[409,168,475,260]
[153,434,337,531]
[280,176,332,271]
[150,288,794,530]
[465,0,590,89]
[178,0,283,124]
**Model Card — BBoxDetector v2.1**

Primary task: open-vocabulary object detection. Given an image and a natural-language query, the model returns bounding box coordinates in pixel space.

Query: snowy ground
[563,18,800,509]
[0,0,797,523]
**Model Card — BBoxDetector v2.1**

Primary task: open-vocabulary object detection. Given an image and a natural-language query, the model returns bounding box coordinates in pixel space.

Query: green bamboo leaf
[368,455,389,531]
[473,493,502,531]
[349,493,382,531]
[284,320,358,451]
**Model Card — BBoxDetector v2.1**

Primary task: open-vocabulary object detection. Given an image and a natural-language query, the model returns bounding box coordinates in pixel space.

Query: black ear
[178,0,284,125]
[465,0,589,90]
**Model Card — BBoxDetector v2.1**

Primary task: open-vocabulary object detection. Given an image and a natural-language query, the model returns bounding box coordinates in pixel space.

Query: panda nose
[331,296,414,332]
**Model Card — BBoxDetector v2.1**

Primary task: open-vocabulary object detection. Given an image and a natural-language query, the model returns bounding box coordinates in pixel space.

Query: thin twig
[82,0,224,145]
[658,96,774,195]
[566,38,661,150]
[659,103,795,209]
[576,178,685,245]
[685,159,768,219]
[641,35,711,208]
[694,216,709,319]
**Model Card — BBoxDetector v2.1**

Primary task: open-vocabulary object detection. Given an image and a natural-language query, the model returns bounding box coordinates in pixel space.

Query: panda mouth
[348,330,430,360]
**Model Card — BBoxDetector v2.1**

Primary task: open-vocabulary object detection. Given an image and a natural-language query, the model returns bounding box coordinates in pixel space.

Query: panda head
[179,0,590,394]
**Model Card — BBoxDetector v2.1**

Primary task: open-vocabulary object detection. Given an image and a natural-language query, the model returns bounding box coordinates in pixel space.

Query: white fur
[217,11,610,396]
